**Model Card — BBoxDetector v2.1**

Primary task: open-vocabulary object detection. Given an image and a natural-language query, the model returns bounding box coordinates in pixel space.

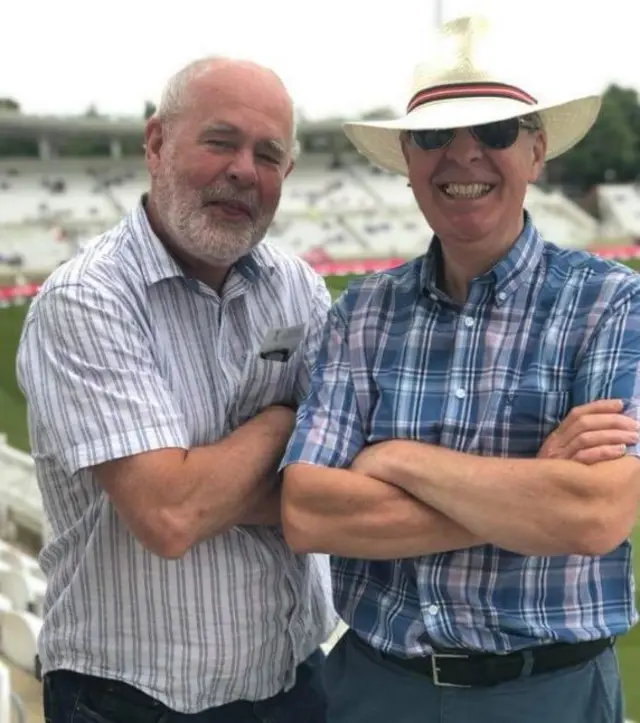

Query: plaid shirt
[282,213,640,656]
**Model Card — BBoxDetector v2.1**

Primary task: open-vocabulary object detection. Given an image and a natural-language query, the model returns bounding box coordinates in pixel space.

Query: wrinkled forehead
[183,72,293,147]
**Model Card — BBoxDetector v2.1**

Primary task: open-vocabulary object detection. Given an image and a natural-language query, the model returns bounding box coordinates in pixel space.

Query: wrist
[382,440,438,496]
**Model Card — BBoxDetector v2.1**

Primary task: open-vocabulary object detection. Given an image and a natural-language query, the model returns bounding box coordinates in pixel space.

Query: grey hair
[155,56,301,161]
[520,112,544,132]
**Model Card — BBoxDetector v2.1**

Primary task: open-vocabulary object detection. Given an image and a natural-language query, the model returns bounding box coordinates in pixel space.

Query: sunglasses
[408,117,537,152]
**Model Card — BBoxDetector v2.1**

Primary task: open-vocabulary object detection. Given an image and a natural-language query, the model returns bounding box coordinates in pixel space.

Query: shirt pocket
[234,354,297,424]
[503,386,572,457]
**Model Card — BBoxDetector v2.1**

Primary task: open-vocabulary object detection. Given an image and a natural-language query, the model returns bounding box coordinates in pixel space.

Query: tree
[143,101,156,119]
[547,84,640,189]
[360,106,396,120]
[0,98,20,112]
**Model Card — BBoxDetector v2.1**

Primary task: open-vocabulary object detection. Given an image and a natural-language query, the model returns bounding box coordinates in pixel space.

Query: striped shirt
[282,213,640,657]
[16,199,337,713]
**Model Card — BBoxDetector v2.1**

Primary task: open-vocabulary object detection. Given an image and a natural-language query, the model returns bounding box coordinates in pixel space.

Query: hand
[538,399,639,465]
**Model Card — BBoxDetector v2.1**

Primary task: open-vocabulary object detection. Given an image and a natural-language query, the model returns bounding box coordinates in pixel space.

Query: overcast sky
[2,0,637,120]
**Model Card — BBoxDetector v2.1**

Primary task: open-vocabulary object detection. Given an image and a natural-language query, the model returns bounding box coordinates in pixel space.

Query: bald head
[155,56,300,159]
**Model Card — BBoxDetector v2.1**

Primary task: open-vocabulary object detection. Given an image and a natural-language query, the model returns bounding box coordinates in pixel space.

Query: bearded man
[17,56,335,723]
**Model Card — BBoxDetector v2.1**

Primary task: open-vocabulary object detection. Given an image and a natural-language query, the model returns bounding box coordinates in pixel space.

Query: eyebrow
[201,122,287,157]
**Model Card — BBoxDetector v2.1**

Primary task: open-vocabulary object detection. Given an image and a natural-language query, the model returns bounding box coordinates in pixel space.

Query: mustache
[201,185,259,213]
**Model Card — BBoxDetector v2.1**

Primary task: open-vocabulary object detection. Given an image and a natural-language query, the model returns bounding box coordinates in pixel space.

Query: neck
[439,216,525,304]
[144,195,230,294]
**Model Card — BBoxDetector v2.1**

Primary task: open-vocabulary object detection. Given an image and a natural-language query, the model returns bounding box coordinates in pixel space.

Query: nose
[443,128,484,164]
[226,148,259,189]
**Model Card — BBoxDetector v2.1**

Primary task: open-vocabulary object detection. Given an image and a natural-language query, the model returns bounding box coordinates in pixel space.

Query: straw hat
[342,16,602,176]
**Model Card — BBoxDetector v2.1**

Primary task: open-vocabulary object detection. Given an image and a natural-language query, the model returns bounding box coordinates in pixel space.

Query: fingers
[564,399,624,420]
[562,428,639,460]
[539,400,639,463]
[572,445,628,465]
[557,413,639,451]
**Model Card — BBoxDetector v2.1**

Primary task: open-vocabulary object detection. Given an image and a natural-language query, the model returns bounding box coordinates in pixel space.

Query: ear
[144,116,164,175]
[528,130,547,183]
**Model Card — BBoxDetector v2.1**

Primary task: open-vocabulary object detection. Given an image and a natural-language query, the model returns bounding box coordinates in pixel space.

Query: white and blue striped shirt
[16,200,337,713]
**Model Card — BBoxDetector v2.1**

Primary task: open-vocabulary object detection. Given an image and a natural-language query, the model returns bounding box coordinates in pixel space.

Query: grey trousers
[323,630,625,723]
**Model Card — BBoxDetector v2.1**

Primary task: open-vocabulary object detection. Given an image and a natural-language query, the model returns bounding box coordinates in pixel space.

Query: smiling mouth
[438,182,495,199]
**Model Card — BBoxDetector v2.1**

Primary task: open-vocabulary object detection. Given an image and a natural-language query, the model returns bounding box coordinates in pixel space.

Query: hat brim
[342,94,602,176]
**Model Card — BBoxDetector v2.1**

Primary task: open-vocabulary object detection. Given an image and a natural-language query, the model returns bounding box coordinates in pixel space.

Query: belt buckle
[431,653,472,688]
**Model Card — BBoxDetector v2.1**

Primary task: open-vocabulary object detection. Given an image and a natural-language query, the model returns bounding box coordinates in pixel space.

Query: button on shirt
[16,200,337,713]
[283,214,640,658]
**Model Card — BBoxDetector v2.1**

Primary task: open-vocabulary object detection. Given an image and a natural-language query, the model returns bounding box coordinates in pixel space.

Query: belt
[370,635,614,688]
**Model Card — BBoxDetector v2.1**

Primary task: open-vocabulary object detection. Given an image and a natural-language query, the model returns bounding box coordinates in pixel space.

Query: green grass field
[1,271,639,716]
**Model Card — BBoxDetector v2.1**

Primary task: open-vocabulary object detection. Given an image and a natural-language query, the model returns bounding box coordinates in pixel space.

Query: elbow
[135,508,195,560]
[568,503,637,557]
[567,460,640,557]
[281,505,322,554]
[281,470,326,554]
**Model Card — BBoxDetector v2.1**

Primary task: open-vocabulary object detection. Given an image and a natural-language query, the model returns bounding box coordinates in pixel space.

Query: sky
[1,0,637,121]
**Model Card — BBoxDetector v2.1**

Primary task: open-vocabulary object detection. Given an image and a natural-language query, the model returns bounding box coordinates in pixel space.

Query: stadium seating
[0,540,42,678]
[0,157,626,279]
[0,660,11,722]
[0,436,43,545]
[595,183,640,240]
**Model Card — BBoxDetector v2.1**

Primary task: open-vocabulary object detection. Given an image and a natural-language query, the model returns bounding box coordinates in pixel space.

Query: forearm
[167,407,293,543]
[369,441,638,556]
[282,464,482,559]
[238,483,282,526]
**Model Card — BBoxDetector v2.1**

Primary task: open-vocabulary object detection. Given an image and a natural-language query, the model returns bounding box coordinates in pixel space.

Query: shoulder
[334,257,424,319]
[543,242,640,313]
[25,217,144,328]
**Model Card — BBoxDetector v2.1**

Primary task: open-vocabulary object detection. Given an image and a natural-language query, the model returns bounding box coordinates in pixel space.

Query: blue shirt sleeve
[281,293,366,470]
[571,283,640,457]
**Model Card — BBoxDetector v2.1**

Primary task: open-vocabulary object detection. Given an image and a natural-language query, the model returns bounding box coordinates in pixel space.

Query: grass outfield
[1,271,640,716]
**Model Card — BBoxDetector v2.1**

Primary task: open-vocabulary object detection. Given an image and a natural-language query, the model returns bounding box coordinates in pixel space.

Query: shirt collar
[127,195,274,289]
[421,211,543,306]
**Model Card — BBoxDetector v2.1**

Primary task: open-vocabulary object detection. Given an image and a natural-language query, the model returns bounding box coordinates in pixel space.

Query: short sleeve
[16,281,189,477]
[281,294,365,470]
[572,286,640,458]
[293,273,332,403]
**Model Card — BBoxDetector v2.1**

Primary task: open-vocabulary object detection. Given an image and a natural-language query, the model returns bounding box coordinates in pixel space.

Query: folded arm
[16,282,293,559]
[356,440,640,556]
[354,285,640,557]
[94,406,293,558]
[280,296,480,558]
[282,463,482,559]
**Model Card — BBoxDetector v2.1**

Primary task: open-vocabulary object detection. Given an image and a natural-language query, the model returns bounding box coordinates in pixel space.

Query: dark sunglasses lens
[472,118,520,149]
[410,129,455,151]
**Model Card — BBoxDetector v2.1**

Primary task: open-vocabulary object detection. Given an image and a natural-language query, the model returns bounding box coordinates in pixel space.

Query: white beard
[153,164,272,266]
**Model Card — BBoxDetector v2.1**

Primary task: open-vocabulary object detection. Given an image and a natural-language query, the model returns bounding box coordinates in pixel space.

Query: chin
[431,216,493,245]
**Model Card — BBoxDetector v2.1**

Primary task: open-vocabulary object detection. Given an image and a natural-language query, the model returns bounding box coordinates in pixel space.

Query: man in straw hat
[280,14,640,723]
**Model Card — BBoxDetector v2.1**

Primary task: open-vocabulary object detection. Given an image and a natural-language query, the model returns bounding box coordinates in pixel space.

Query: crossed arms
[18,278,640,561]
[16,278,328,559]
[281,292,640,560]
[282,402,640,559]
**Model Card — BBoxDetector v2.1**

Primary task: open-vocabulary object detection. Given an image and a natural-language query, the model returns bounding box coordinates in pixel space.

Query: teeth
[443,183,492,198]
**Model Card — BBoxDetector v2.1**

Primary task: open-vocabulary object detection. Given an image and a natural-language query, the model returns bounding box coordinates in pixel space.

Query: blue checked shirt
[282,213,640,656]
